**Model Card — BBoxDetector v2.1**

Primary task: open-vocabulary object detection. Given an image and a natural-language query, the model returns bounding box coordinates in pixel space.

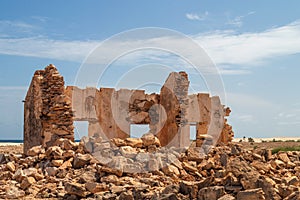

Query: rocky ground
[0,135,299,200]
[236,141,300,151]
[0,144,23,154]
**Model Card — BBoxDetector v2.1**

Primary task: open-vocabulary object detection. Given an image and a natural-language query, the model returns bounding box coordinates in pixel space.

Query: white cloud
[0,20,300,75]
[226,16,243,27]
[31,16,50,23]
[0,37,97,62]
[0,20,37,36]
[226,11,255,27]
[234,114,254,122]
[196,20,300,66]
[186,12,209,21]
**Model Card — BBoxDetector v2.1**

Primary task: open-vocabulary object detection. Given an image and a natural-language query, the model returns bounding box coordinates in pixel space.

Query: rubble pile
[0,135,299,199]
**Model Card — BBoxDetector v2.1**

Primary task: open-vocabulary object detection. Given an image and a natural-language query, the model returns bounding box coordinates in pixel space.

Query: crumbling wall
[24,65,233,154]
[188,93,233,147]
[66,87,159,139]
[24,65,74,154]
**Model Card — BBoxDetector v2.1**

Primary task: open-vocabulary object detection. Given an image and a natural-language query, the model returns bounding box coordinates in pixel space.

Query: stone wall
[65,86,160,139]
[24,65,233,153]
[156,72,190,147]
[24,65,74,154]
[24,70,44,154]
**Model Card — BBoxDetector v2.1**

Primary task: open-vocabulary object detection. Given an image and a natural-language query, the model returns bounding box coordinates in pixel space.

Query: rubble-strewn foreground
[12,65,298,199]
[0,135,299,199]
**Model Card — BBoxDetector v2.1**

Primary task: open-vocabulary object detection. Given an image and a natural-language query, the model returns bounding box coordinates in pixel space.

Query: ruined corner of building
[23,64,234,154]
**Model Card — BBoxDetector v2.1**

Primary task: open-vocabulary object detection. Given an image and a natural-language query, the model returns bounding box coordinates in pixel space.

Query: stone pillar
[207,96,225,146]
[156,71,189,147]
[24,65,74,154]
[96,88,129,140]
[24,70,44,154]
[195,93,211,147]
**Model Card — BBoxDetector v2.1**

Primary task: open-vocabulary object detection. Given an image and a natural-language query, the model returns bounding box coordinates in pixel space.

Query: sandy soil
[233,137,300,143]
[233,141,300,151]
[0,144,23,154]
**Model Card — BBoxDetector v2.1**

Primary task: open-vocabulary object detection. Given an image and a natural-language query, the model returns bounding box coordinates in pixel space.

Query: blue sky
[1,0,300,139]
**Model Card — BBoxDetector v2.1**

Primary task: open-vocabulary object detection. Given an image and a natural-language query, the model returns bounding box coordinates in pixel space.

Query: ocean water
[0,140,23,143]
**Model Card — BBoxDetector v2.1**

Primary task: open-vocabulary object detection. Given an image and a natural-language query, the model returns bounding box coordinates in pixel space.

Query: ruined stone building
[24,65,234,153]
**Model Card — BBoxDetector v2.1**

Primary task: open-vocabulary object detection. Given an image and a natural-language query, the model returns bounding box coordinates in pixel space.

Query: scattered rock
[73,153,92,168]
[125,138,143,148]
[0,135,299,199]
[237,188,265,200]
[198,186,225,200]
[6,162,16,172]
[85,182,108,193]
[65,182,87,197]
[20,176,36,190]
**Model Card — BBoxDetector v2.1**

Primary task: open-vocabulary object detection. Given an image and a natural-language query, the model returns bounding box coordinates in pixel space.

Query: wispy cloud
[234,114,254,122]
[197,20,300,66]
[0,20,37,37]
[226,11,255,27]
[31,16,50,23]
[0,37,97,62]
[276,103,300,125]
[226,16,243,27]
[0,20,300,75]
[186,12,209,21]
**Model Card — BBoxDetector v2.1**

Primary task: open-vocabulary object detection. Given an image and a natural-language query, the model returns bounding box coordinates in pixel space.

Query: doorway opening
[190,123,197,141]
[130,124,150,138]
[73,121,89,141]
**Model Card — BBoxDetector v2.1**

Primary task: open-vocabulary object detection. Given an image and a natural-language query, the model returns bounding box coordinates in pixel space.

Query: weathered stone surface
[162,164,180,177]
[157,72,190,148]
[85,182,108,193]
[26,145,44,156]
[179,181,198,199]
[217,194,235,200]
[5,185,25,199]
[198,186,225,200]
[237,188,265,200]
[119,190,134,200]
[125,138,143,148]
[73,153,92,168]
[65,182,87,197]
[141,133,160,147]
[284,191,300,200]
[20,176,36,190]
[278,152,291,163]
[45,167,58,176]
[6,162,15,172]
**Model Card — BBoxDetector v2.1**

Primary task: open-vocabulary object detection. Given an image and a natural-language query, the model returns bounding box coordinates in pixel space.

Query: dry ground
[0,144,23,154]
[233,141,300,151]
[1,141,300,155]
